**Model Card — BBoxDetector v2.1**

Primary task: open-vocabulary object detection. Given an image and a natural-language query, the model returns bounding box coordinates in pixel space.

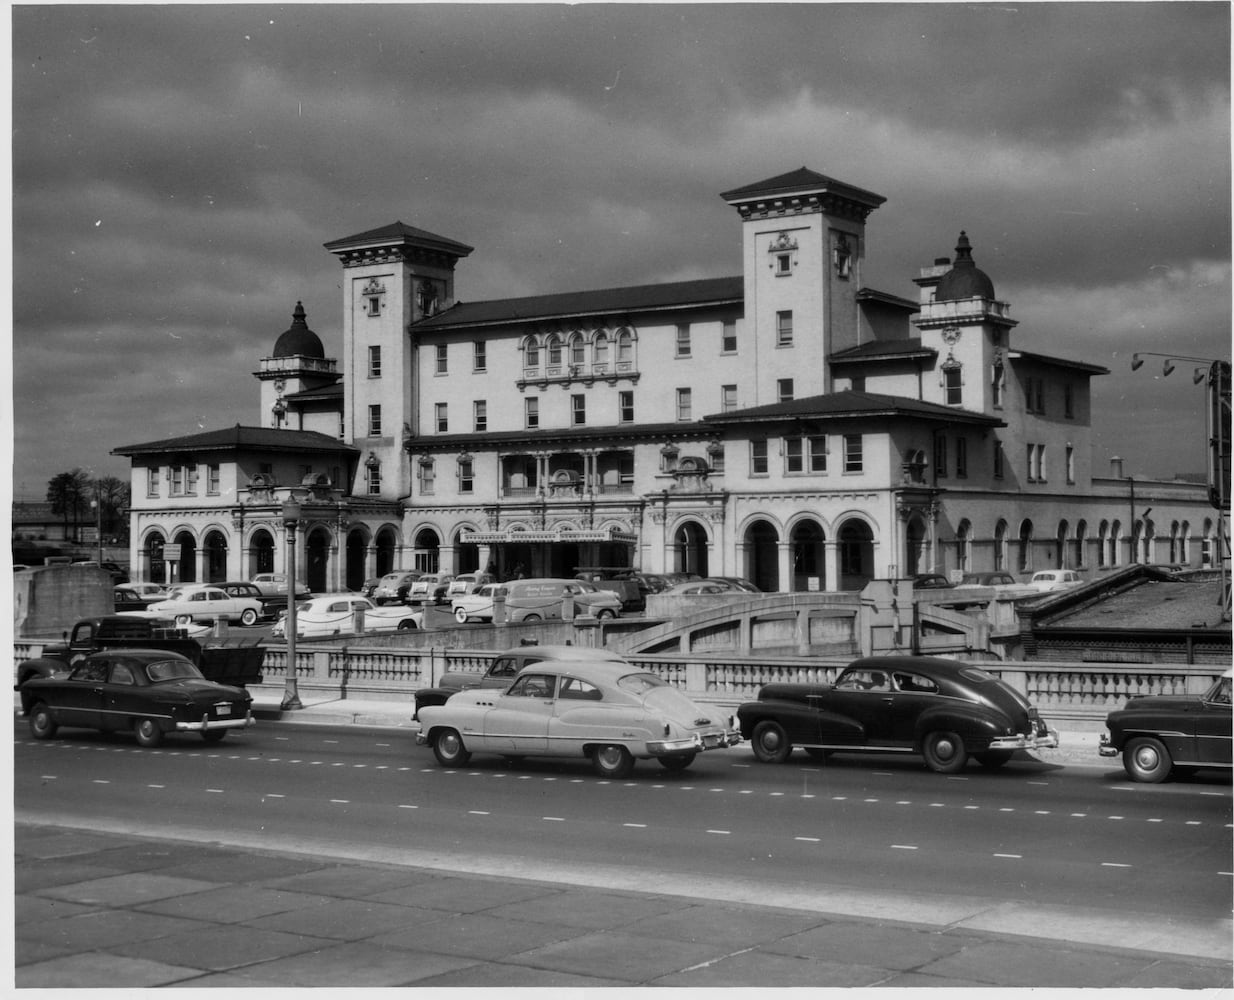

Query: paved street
[14,704,1233,988]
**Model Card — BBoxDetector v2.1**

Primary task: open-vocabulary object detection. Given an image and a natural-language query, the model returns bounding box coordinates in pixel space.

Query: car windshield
[145,659,203,682]
[959,666,999,684]
[617,672,668,694]
[1205,676,1232,705]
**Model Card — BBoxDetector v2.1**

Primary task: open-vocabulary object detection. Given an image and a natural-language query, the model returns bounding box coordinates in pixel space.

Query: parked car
[249,573,310,599]
[416,659,742,777]
[445,572,495,600]
[148,585,266,626]
[217,581,282,617]
[501,578,622,622]
[1027,570,1084,592]
[372,571,420,605]
[413,644,626,718]
[737,655,1059,773]
[663,578,759,595]
[1099,671,1232,783]
[271,594,423,639]
[359,577,381,599]
[956,572,1032,595]
[19,648,255,747]
[405,573,454,606]
[912,573,952,589]
[122,582,168,601]
[112,587,154,612]
[451,582,508,623]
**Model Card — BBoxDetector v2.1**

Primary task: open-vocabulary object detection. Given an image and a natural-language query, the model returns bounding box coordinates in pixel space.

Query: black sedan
[737,655,1059,773]
[19,648,254,747]
[1099,671,1231,782]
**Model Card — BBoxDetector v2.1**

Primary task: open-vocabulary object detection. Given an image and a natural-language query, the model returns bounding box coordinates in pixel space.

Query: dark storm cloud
[10,2,1231,496]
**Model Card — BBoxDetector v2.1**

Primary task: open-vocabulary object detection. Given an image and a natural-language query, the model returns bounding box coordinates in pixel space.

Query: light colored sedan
[272,594,423,639]
[1027,569,1084,592]
[416,659,742,777]
[452,582,508,623]
[148,585,265,626]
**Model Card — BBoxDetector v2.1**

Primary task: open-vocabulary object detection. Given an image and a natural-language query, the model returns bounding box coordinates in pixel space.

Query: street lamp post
[90,495,103,564]
[281,497,303,710]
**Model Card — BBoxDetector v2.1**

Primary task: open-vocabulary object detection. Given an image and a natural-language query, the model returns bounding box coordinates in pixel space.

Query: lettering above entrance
[462,525,638,545]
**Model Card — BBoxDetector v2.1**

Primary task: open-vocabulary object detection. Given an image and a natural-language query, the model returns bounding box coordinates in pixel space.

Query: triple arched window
[522,327,636,374]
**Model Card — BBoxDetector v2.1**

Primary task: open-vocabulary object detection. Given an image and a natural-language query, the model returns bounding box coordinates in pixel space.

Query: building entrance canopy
[461,526,638,545]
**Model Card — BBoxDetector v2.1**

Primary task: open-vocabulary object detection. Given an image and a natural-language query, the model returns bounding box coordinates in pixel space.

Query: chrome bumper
[648,729,743,755]
[415,731,429,746]
[988,726,1059,752]
[1097,733,1119,757]
[176,711,255,733]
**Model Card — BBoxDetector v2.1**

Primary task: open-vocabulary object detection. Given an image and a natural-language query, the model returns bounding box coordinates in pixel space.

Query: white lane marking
[795,836,820,843]
[891,844,918,850]
[1101,862,1132,868]
[398,804,417,810]
[147,784,164,789]
[624,823,647,829]
[265,793,285,799]
[329,799,349,804]
[468,810,489,816]
[207,789,223,794]
[707,829,730,835]
[543,816,564,822]
[92,780,109,785]
[994,853,1022,859]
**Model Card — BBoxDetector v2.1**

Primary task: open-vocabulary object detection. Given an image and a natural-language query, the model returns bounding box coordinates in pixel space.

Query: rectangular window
[777,378,794,403]
[1038,444,1047,482]
[722,321,737,353]
[1066,444,1075,484]
[367,295,381,317]
[473,341,487,372]
[525,396,539,429]
[435,343,448,374]
[1064,382,1075,419]
[944,366,963,405]
[750,439,769,476]
[368,404,382,437]
[571,394,586,426]
[1027,443,1036,481]
[147,467,159,497]
[676,387,692,421]
[435,402,448,433]
[367,463,382,495]
[1035,379,1046,414]
[776,310,793,347]
[368,345,382,378]
[993,440,1005,479]
[458,459,474,494]
[721,384,737,412]
[618,390,634,423]
[417,459,434,494]
[675,324,691,357]
[934,436,948,478]
[785,436,804,474]
[776,253,791,275]
[170,466,184,495]
[207,463,221,495]
[809,436,827,473]
[955,438,968,479]
[991,363,1005,408]
[843,434,863,474]
[474,400,487,433]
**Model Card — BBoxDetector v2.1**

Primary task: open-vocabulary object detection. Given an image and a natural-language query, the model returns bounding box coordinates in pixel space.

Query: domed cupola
[272,301,325,359]
[935,232,995,302]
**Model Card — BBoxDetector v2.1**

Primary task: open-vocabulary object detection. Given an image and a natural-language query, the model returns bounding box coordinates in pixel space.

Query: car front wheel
[240,608,258,626]
[134,718,165,748]
[397,619,418,630]
[592,744,634,778]
[922,730,968,773]
[455,608,470,624]
[1123,736,1172,783]
[28,702,57,740]
[595,609,616,620]
[433,728,471,767]
[751,720,792,763]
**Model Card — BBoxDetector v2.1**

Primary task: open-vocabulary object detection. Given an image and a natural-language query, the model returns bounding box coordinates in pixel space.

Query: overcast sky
[10,2,1231,500]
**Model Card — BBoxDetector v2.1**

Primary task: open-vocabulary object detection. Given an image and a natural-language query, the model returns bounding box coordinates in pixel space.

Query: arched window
[1018,519,1034,573]
[616,328,634,368]
[1109,519,1122,566]
[994,519,1008,571]
[1096,520,1109,568]
[955,519,972,573]
[1074,519,1087,569]
[546,333,563,366]
[523,335,540,368]
[1169,521,1180,564]
[1181,521,1191,564]
[1055,520,1069,569]
[569,332,585,366]
[593,331,609,366]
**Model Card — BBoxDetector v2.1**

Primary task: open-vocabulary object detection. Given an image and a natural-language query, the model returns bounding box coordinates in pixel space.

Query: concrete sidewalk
[15,821,1231,988]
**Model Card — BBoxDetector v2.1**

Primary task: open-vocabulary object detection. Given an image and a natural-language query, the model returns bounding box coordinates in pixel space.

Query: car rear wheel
[1123,736,1172,783]
[455,607,470,624]
[240,608,259,626]
[201,729,227,744]
[922,730,968,773]
[975,750,1013,769]
[134,718,165,748]
[28,703,57,740]
[175,614,193,627]
[592,744,634,778]
[658,752,696,772]
[523,613,542,622]
[751,720,792,764]
[397,619,418,630]
[433,728,471,767]
[595,609,616,620]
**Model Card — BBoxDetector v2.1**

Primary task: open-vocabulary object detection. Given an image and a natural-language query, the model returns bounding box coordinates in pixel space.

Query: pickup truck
[15,616,265,689]
[412,644,626,719]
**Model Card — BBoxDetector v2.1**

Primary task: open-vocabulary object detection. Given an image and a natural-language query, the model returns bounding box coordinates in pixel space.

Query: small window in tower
[572,394,586,426]
[458,458,474,494]
[722,321,737,354]
[473,341,486,372]
[368,345,382,379]
[778,379,794,403]
[368,404,382,437]
[776,254,791,276]
[474,400,487,433]
[776,311,793,347]
[676,324,691,357]
[435,402,448,433]
[618,390,634,423]
[435,343,448,375]
[367,296,381,317]
[943,364,963,406]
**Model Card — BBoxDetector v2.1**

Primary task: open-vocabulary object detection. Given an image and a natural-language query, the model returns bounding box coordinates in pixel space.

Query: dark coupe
[1099,671,1231,782]
[20,648,255,747]
[737,655,1058,773]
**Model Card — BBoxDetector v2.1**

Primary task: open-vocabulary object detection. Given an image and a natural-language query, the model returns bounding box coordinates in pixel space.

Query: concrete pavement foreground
[14,693,1232,988]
